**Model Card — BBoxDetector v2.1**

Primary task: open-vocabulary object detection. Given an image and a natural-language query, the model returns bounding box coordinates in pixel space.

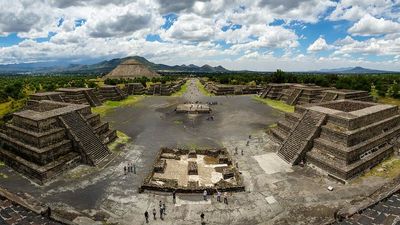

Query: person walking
[217,190,221,202]
[123,166,127,175]
[172,190,176,204]
[163,203,166,215]
[200,212,205,222]
[203,190,207,201]
[160,205,164,220]
[223,192,228,205]
[133,164,136,174]
[152,208,156,220]
[144,211,149,223]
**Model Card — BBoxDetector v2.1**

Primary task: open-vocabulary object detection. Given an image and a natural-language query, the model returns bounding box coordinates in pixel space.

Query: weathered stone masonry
[0,100,116,184]
[272,100,399,181]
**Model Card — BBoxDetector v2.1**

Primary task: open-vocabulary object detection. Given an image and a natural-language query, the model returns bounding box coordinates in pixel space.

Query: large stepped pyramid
[273,99,399,181]
[277,110,326,165]
[60,112,110,165]
[0,100,116,184]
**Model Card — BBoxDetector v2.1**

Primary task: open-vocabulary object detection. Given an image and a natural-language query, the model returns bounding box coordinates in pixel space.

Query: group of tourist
[202,189,229,204]
[144,201,167,223]
[123,163,136,175]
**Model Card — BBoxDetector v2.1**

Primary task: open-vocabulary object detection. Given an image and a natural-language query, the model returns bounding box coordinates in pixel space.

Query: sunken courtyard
[0,78,399,224]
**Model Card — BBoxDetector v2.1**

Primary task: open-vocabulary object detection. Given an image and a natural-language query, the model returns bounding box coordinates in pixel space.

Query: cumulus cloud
[307,37,333,52]
[348,14,400,36]
[328,0,398,21]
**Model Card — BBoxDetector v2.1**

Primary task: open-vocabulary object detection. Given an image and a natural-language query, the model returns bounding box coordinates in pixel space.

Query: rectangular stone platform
[176,104,211,114]
[141,148,244,193]
[272,99,399,181]
[0,100,117,184]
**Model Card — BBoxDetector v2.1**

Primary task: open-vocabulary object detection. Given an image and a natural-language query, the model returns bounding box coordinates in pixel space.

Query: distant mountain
[0,56,230,74]
[313,66,395,74]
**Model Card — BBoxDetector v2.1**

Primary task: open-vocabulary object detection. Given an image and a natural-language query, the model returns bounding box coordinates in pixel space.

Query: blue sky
[0,0,399,71]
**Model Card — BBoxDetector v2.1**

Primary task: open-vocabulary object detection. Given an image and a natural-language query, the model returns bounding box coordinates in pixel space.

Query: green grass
[252,96,294,113]
[378,97,400,106]
[0,99,27,124]
[108,130,131,152]
[196,80,214,96]
[171,80,189,97]
[92,95,143,117]
[358,156,400,179]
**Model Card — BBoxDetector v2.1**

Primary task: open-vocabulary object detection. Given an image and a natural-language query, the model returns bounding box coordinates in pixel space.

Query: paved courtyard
[0,79,394,225]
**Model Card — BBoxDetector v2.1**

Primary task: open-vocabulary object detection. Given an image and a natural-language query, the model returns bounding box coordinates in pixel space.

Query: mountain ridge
[0,56,230,74]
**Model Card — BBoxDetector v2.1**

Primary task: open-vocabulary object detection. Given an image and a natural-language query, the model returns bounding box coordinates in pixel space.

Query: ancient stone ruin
[272,99,399,181]
[104,59,160,79]
[57,87,102,107]
[176,104,211,114]
[260,83,372,106]
[141,147,245,193]
[0,100,116,184]
[125,83,145,95]
[146,80,186,96]
[98,85,127,101]
[204,82,262,95]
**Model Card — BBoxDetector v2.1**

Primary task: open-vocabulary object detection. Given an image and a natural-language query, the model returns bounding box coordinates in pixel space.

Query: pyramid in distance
[104,59,160,79]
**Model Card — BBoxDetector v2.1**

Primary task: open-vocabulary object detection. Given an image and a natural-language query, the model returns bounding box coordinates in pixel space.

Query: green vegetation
[196,79,214,96]
[252,96,294,113]
[92,95,143,117]
[104,76,180,86]
[108,131,131,152]
[358,156,400,179]
[171,80,189,97]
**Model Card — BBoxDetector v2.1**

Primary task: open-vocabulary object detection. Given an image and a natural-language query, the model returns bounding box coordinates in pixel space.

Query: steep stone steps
[286,89,303,105]
[260,86,272,98]
[84,90,102,107]
[277,110,326,165]
[59,112,110,165]
[321,92,338,102]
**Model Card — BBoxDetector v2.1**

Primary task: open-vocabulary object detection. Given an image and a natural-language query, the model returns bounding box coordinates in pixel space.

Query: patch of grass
[196,80,214,96]
[268,123,277,128]
[252,96,294,113]
[65,166,96,179]
[0,99,27,122]
[108,130,131,152]
[0,173,8,179]
[203,156,219,164]
[92,95,143,117]
[0,161,5,167]
[358,156,400,179]
[171,80,189,97]
[378,97,400,106]
[173,120,183,125]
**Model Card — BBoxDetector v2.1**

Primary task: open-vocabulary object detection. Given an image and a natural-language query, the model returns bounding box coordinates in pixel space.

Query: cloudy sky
[0,0,399,71]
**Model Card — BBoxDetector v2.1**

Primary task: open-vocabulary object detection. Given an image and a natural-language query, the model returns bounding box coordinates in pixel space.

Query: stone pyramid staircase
[260,86,272,98]
[83,90,102,107]
[47,94,64,102]
[277,110,326,165]
[59,112,110,165]
[286,89,302,105]
[321,92,338,102]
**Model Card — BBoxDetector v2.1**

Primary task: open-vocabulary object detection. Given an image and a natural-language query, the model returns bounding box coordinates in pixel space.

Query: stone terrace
[0,100,116,184]
[57,87,102,107]
[272,99,400,181]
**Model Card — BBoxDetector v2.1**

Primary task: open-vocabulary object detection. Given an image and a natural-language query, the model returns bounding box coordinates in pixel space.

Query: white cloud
[348,14,400,36]
[307,36,333,52]
[329,0,398,21]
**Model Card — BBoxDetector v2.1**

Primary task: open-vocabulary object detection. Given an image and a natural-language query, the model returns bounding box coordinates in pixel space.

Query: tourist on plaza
[160,205,164,220]
[217,190,221,202]
[235,147,238,155]
[173,190,176,204]
[203,190,208,201]
[123,166,127,175]
[133,164,136,174]
[223,192,228,204]
[241,149,244,155]
[144,211,149,223]
[200,212,205,222]
[153,208,156,220]
[163,203,166,215]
